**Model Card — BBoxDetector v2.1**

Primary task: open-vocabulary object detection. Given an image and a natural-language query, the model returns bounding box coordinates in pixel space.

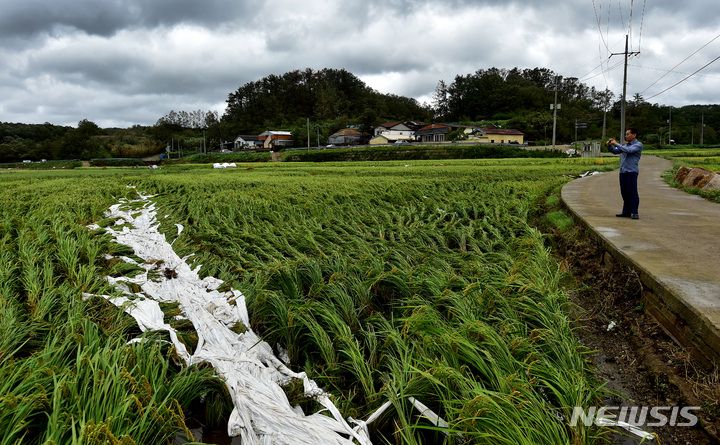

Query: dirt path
[550,225,719,444]
[562,156,720,369]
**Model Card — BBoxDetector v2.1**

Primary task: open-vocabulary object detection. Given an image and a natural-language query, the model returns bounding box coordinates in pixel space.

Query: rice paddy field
[650,147,720,202]
[648,147,720,172]
[0,157,623,444]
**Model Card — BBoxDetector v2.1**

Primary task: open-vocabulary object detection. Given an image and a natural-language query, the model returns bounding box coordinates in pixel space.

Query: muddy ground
[549,223,720,444]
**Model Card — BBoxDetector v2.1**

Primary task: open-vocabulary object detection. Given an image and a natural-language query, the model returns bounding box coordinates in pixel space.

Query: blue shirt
[609,139,642,173]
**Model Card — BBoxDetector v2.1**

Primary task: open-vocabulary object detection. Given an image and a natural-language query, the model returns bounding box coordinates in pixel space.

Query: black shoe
[631,214,639,219]
[616,213,631,217]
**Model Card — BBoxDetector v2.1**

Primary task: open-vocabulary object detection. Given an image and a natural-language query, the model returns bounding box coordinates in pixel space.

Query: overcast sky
[1,0,719,128]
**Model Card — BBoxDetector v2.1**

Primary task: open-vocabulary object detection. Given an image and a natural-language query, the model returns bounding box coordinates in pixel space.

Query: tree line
[0,120,164,163]
[435,67,718,145]
[221,67,432,142]
[3,66,719,162]
[154,67,720,149]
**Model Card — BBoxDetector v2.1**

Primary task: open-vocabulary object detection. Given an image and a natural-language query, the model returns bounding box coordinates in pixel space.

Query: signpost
[574,120,587,149]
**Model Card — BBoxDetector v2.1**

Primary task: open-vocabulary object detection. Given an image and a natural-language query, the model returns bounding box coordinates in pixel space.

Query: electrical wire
[618,0,627,37]
[638,0,646,51]
[580,60,608,81]
[640,32,720,95]
[589,0,644,92]
[581,58,627,83]
[591,0,613,89]
[645,54,720,100]
[592,0,610,52]
[630,64,720,80]
[629,0,634,51]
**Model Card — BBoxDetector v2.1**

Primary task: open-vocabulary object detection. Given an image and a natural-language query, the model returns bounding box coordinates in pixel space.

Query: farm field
[648,147,720,171]
[1,157,624,444]
[649,147,720,203]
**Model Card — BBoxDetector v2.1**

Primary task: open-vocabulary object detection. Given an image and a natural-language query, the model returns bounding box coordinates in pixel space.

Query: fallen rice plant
[0,158,623,444]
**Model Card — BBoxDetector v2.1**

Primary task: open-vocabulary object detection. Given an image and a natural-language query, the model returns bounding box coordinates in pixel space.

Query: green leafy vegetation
[142,157,618,442]
[652,146,720,203]
[0,160,83,169]
[91,158,147,167]
[281,144,569,162]
[0,169,227,444]
[1,121,162,163]
[175,152,272,164]
[0,156,627,443]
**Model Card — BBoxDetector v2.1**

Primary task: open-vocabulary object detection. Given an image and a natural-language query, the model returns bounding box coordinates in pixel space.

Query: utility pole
[611,35,640,140]
[307,118,310,151]
[601,89,611,140]
[551,77,560,150]
[668,107,672,144]
[574,118,578,148]
[701,112,705,145]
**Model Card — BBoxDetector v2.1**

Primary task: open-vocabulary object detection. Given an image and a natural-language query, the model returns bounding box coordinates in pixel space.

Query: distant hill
[3,66,719,163]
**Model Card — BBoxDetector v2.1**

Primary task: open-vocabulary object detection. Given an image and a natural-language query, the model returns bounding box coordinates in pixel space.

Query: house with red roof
[259,131,294,149]
[415,124,452,142]
[415,124,525,144]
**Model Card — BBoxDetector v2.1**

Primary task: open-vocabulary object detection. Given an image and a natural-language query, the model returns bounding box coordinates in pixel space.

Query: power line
[583,0,610,89]
[638,0,646,51]
[629,0,634,51]
[580,57,627,83]
[592,0,610,52]
[579,60,609,81]
[640,32,720,95]
[646,54,720,100]
[629,64,720,80]
[588,0,647,94]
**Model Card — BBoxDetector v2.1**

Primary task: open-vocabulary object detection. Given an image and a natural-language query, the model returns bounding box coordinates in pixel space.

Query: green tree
[446,128,468,142]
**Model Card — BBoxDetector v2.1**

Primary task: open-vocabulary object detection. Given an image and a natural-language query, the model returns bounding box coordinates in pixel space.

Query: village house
[415,123,525,145]
[368,133,414,145]
[229,122,523,151]
[328,128,362,146]
[469,128,524,144]
[233,135,262,150]
[415,124,452,142]
[258,131,293,149]
[373,121,425,137]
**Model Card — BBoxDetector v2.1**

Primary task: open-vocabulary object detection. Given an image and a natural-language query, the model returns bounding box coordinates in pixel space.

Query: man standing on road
[607,127,643,219]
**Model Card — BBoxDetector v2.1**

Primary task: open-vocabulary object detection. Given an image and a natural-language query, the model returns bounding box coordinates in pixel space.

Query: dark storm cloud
[1,0,718,127]
[0,0,260,38]
[26,49,147,86]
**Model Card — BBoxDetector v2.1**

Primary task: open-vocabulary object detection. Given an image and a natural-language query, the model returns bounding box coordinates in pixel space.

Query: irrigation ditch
[535,197,720,444]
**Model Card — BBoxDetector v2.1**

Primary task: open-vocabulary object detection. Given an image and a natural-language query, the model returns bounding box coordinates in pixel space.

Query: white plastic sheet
[595,417,656,441]
[86,188,371,445]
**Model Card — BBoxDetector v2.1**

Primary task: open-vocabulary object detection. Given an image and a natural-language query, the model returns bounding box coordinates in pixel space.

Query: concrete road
[562,155,720,367]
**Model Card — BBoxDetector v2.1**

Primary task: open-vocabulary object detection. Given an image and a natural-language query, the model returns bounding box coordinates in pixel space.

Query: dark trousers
[619,172,639,215]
